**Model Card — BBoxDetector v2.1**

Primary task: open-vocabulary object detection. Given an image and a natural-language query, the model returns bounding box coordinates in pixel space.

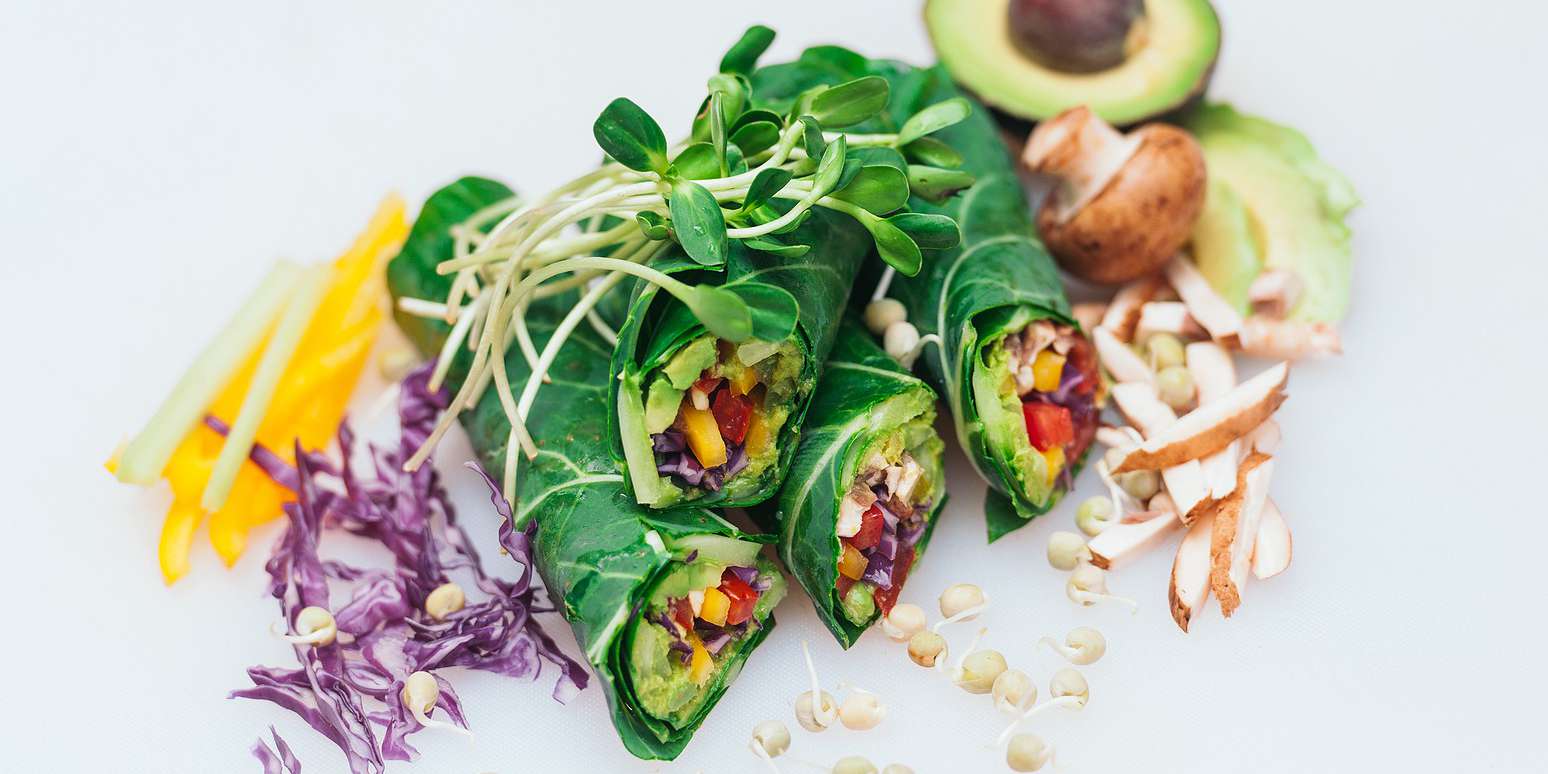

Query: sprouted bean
[864,298,907,335]
[880,603,927,641]
[401,671,472,737]
[797,640,838,732]
[1145,333,1186,370]
[954,644,1007,694]
[992,669,1036,713]
[1006,733,1054,772]
[1046,531,1090,571]
[907,630,947,668]
[832,756,878,774]
[281,606,337,647]
[995,669,1090,746]
[425,582,466,621]
[883,321,921,367]
[1075,496,1115,536]
[750,719,791,773]
[1039,627,1106,665]
[838,691,886,730]
[881,765,915,774]
[938,583,987,623]
[1066,564,1138,613]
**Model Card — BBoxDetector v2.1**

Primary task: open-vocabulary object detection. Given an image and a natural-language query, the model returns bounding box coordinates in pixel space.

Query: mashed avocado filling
[621,333,808,507]
[625,550,786,727]
[834,405,944,627]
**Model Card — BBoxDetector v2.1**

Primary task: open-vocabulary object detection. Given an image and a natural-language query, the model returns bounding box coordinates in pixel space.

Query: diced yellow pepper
[743,409,771,458]
[838,542,868,580]
[1041,445,1066,487]
[688,635,714,686]
[1032,350,1066,393]
[700,586,730,626]
[680,405,728,468]
[730,366,759,396]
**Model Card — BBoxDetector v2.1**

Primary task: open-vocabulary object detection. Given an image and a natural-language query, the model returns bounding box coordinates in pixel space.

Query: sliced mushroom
[1071,302,1107,332]
[1169,511,1214,633]
[1099,276,1164,342]
[1248,269,1303,319]
[1208,452,1275,617]
[1165,256,1244,347]
[1238,316,1342,360]
[1251,498,1292,580]
[1109,382,1211,524]
[1087,504,1180,570]
[1093,326,1156,385]
[1186,342,1239,503]
[1243,419,1282,457]
[1095,424,1143,450]
[1110,362,1289,473]
[1135,302,1202,342]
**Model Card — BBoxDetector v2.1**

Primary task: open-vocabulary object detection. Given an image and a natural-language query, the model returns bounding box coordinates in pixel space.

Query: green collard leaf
[740,168,794,213]
[809,76,890,128]
[897,98,972,146]
[742,238,810,259]
[725,283,799,341]
[887,212,961,249]
[902,137,964,169]
[670,143,720,180]
[866,214,923,276]
[635,211,670,241]
[798,115,826,161]
[719,24,776,76]
[687,285,753,342]
[984,488,1025,544]
[593,98,669,175]
[669,179,727,266]
[812,136,848,195]
[730,121,780,157]
[831,165,910,215]
[907,165,976,203]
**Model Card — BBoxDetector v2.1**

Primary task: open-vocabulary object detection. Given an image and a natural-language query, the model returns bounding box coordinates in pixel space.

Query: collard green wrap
[754,50,1090,542]
[762,318,945,648]
[609,207,871,509]
[387,177,781,760]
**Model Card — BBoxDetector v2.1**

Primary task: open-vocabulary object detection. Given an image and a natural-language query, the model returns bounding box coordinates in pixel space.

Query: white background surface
[3,1,1545,772]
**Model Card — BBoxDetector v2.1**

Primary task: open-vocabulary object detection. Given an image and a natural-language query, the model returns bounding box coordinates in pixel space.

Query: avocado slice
[925,0,1220,125]
[1182,103,1359,323]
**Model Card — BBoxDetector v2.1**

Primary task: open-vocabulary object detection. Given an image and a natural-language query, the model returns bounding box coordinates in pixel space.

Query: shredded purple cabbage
[252,727,302,774]
[723,565,760,588]
[230,364,587,774]
[652,434,749,492]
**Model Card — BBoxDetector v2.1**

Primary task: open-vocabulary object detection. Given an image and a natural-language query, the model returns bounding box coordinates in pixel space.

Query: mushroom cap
[1037,123,1207,284]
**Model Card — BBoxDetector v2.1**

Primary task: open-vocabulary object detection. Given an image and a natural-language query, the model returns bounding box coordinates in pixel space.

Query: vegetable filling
[628,550,786,726]
[834,423,941,626]
[983,320,1101,504]
[644,335,805,502]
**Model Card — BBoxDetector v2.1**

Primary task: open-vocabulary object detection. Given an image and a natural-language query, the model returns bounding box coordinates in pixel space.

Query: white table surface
[4,1,1545,772]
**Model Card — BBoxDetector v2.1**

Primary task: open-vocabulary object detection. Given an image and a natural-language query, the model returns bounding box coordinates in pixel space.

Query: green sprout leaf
[670,143,720,180]
[730,121,780,157]
[834,158,864,192]
[831,165,910,215]
[725,283,799,341]
[809,76,890,128]
[732,109,784,133]
[812,135,848,195]
[896,98,972,146]
[707,73,749,126]
[635,211,670,240]
[886,212,961,249]
[797,45,869,78]
[708,92,729,177]
[725,142,749,176]
[798,115,826,160]
[687,285,753,342]
[901,137,963,169]
[719,24,776,76]
[848,146,908,173]
[866,214,923,276]
[739,168,794,214]
[743,238,810,259]
[669,178,727,266]
[907,165,976,203]
[593,98,669,175]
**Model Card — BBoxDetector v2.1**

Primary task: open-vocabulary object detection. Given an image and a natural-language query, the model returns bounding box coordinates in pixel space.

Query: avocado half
[925,0,1221,126]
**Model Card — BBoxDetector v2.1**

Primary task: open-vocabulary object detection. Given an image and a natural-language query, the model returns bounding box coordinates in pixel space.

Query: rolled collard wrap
[762,318,945,648]
[755,51,1100,542]
[388,177,787,760]
[610,212,870,510]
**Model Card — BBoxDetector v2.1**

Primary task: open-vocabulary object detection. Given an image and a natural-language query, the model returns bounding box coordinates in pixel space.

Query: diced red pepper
[693,374,723,395]
[719,570,759,626]
[711,389,753,444]
[871,546,915,614]
[1066,336,1098,395]
[1022,402,1074,452]
[849,504,885,551]
[670,597,694,632]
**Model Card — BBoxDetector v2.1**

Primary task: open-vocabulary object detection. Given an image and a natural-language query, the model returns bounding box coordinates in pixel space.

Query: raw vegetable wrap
[610,212,870,510]
[755,51,1100,542]
[388,177,788,760]
[762,318,946,647]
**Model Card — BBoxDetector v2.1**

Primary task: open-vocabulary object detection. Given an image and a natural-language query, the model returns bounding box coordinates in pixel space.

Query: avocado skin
[926,0,1221,128]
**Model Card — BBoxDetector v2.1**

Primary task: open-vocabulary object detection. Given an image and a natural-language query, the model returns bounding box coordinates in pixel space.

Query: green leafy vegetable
[719,24,776,76]
[594,97,669,174]
[809,76,890,127]
[669,178,728,266]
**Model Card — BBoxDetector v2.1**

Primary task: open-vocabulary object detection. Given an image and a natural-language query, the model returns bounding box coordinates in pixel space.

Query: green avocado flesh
[627,555,786,726]
[1183,103,1359,323]
[925,0,1220,125]
[836,393,944,627]
[622,334,808,507]
[971,315,1051,508]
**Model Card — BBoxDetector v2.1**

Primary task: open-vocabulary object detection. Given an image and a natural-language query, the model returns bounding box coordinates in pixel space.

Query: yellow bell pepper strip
[679,405,728,468]
[1032,350,1067,393]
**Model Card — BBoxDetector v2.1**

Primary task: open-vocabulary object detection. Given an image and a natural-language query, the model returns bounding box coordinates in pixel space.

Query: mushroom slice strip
[1135,302,1202,342]
[1094,326,1156,385]
[1243,419,1282,457]
[1238,316,1342,360]
[1251,498,1292,580]
[1209,452,1275,617]
[1095,424,1143,450]
[1071,302,1107,333]
[1169,511,1214,633]
[1166,256,1244,347]
[1248,269,1303,319]
[1110,362,1289,474]
[1087,499,1180,570]
[1109,382,1210,524]
[1100,276,1164,342]
[1186,342,1240,502]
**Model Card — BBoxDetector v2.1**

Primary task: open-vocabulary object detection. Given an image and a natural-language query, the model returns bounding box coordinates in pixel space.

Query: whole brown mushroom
[1023,106,1206,284]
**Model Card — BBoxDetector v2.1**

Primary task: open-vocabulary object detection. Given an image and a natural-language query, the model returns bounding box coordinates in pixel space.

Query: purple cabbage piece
[871,529,899,562]
[657,452,705,486]
[655,438,748,492]
[701,630,733,655]
[724,565,760,588]
[252,727,302,774]
[1048,367,1086,405]
[899,522,925,548]
[651,613,694,664]
[861,550,895,589]
[652,429,686,454]
[231,363,587,774]
[872,498,899,529]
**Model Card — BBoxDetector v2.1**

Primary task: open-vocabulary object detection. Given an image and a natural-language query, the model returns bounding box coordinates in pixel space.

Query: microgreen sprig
[397,26,977,508]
